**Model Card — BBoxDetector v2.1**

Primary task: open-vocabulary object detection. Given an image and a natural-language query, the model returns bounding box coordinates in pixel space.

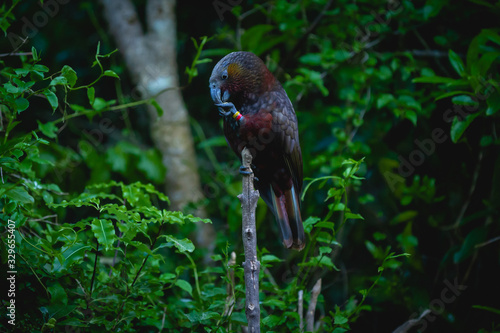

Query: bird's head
[209,51,275,109]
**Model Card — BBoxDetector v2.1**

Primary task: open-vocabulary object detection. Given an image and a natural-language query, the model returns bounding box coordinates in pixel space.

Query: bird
[209,51,305,250]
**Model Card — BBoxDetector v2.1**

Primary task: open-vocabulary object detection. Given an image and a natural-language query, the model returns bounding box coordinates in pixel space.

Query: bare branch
[306,278,322,332]
[0,52,32,57]
[238,147,261,332]
[476,236,500,248]
[410,49,450,58]
[298,289,304,332]
[392,309,431,333]
[222,251,237,325]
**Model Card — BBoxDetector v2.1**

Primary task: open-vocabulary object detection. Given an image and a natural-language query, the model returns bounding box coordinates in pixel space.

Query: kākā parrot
[209,51,305,250]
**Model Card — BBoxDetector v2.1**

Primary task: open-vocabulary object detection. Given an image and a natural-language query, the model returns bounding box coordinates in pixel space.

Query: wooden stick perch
[238,148,261,332]
[298,289,304,332]
[306,278,322,332]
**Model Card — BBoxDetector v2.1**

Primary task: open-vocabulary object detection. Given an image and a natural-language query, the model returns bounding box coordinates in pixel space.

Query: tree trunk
[100,0,214,247]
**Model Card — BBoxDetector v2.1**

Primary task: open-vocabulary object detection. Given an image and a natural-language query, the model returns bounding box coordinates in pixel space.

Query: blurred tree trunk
[100,0,214,248]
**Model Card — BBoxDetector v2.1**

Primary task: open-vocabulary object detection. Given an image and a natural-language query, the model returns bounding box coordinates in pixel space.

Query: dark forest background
[1,0,499,332]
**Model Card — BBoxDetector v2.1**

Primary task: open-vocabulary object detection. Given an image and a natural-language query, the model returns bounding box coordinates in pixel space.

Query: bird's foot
[216,102,237,116]
[239,165,252,175]
[216,102,243,121]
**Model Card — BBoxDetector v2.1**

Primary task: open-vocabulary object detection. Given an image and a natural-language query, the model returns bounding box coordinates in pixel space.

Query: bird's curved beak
[222,90,230,103]
[211,84,231,104]
[210,85,222,104]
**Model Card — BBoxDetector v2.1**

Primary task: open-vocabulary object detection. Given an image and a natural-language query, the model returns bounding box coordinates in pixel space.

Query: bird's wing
[270,89,303,194]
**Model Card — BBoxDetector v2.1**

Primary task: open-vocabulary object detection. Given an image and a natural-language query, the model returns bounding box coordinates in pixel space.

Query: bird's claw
[216,102,238,118]
[239,165,252,175]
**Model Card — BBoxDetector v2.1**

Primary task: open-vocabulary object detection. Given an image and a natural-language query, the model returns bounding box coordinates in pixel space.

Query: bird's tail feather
[270,184,305,251]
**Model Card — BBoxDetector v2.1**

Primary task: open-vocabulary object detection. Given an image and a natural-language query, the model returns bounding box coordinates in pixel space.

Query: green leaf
[332,328,348,333]
[50,76,68,86]
[262,314,282,327]
[240,24,286,56]
[449,49,466,77]
[303,216,321,233]
[4,186,34,204]
[313,254,338,270]
[230,311,248,325]
[43,90,58,111]
[480,135,493,146]
[376,93,395,109]
[398,95,422,111]
[30,70,45,81]
[137,149,166,183]
[423,0,448,19]
[472,305,500,315]
[390,210,418,224]
[404,110,417,126]
[61,65,77,87]
[32,46,39,61]
[15,97,29,112]
[159,273,176,283]
[175,279,193,296]
[34,64,49,72]
[477,51,500,76]
[161,235,195,253]
[5,82,19,94]
[262,298,286,308]
[103,70,120,79]
[48,282,68,305]
[91,219,116,251]
[412,76,456,84]
[297,68,329,96]
[150,99,163,117]
[453,227,487,263]
[434,90,474,101]
[299,53,322,66]
[92,97,115,111]
[450,112,481,143]
[197,136,227,148]
[486,92,500,116]
[261,254,283,264]
[334,314,348,325]
[37,120,58,138]
[185,311,201,323]
[52,243,91,272]
[200,312,221,321]
[319,246,333,255]
[315,221,335,231]
[386,252,411,260]
[452,95,478,106]
[87,87,95,106]
[377,65,392,81]
[344,212,364,220]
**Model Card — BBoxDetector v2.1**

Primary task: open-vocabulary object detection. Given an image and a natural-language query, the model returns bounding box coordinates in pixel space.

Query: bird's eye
[221,71,228,80]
